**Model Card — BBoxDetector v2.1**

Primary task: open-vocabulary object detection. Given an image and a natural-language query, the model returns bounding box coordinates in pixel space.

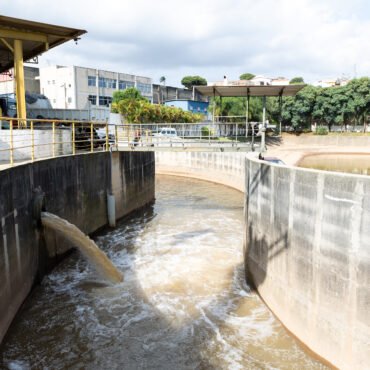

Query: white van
[156,127,178,137]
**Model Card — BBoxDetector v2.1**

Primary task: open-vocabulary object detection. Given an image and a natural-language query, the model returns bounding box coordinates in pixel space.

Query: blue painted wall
[165,100,209,116]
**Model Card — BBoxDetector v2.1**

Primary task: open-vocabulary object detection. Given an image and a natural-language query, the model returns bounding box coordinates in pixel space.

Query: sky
[2,0,370,87]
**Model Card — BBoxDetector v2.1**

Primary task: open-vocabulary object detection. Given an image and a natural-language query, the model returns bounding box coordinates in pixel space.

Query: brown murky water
[0,176,327,369]
[299,153,370,175]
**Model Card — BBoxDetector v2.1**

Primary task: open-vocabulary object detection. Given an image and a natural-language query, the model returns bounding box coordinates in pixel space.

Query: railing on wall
[0,118,257,166]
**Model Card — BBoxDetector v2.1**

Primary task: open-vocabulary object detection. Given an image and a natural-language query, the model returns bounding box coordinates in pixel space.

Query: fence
[0,118,257,166]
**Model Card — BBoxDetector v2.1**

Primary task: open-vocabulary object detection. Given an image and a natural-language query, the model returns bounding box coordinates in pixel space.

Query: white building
[313,77,351,88]
[250,75,272,86]
[0,66,40,95]
[39,65,153,109]
[271,77,290,86]
[208,75,290,87]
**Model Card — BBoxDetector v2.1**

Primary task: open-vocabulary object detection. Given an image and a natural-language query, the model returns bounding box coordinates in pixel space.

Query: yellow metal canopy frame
[0,15,86,124]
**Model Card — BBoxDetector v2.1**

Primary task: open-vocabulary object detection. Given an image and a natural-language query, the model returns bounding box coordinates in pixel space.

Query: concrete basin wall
[245,157,370,370]
[155,151,246,192]
[0,151,155,344]
[155,151,370,369]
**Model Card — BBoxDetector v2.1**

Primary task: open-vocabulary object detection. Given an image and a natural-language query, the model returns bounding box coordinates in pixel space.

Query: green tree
[112,87,145,103]
[239,73,255,80]
[181,76,207,90]
[344,78,370,131]
[290,77,304,84]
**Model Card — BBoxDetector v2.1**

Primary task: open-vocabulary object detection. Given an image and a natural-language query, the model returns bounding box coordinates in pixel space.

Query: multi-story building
[0,66,40,95]
[39,65,153,109]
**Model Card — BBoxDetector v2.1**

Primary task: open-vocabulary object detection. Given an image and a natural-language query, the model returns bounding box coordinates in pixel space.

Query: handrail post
[10,120,14,165]
[31,120,35,161]
[52,121,56,157]
[90,122,94,153]
[72,122,75,155]
[115,125,118,147]
[128,125,130,148]
[105,123,109,151]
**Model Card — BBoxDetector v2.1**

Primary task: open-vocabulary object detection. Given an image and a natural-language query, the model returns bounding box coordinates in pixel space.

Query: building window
[118,80,135,90]
[88,95,97,105]
[88,76,96,86]
[99,95,112,106]
[98,77,116,88]
[137,82,151,95]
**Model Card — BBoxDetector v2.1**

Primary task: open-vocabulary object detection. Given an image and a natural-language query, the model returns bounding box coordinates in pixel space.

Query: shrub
[116,98,203,123]
[201,126,211,137]
[315,126,329,135]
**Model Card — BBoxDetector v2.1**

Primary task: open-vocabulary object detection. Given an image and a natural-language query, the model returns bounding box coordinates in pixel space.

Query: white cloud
[2,0,370,85]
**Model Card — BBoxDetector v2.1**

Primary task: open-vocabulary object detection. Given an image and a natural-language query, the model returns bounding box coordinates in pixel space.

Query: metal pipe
[261,96,267,153]
[279,94,283,136]
[107,145,116,227]
[245,95,249,138]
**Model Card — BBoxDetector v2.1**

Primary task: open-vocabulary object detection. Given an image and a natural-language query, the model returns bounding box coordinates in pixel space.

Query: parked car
[96,128,115,144]
[75,125,105,150]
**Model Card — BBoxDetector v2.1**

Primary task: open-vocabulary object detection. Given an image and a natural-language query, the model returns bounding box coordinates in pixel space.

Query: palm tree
[159,76,166,104]
[159,76,166,86]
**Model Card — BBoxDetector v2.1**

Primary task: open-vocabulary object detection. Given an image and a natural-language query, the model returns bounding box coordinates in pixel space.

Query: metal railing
[0,117,117,166]
[0,118,258,166]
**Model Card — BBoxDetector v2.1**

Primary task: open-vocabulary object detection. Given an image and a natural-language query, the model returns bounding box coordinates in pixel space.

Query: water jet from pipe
[41,212,123,284]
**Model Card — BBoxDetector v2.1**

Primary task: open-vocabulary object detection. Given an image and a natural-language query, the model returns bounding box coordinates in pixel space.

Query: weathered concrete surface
[155,151,245,192]
[245,157,370,370]
[0,151,154,344]
[155,149,370,369]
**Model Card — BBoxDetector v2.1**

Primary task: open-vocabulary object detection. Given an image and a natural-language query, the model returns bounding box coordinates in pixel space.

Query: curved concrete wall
[155,151,370,369]
[0,151,155,344]
[155,151,246,192]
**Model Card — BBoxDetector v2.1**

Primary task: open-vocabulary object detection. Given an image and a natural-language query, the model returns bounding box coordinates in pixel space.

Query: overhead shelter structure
[0,15,86,125]
[194,84,306,151]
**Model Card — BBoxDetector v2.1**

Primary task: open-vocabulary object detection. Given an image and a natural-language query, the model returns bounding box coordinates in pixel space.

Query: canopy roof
[0,15,86,73]
[194,84,306,97]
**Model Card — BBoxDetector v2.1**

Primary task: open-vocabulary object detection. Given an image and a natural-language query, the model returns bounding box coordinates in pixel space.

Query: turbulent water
[41,212,123,284]
[0,176,327,370]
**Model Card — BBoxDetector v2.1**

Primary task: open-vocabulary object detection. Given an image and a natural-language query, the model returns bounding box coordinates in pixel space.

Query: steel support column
[245,93,249,138]
[14,39,27,125]
[279,93,283,136]
[260,96,266,153]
